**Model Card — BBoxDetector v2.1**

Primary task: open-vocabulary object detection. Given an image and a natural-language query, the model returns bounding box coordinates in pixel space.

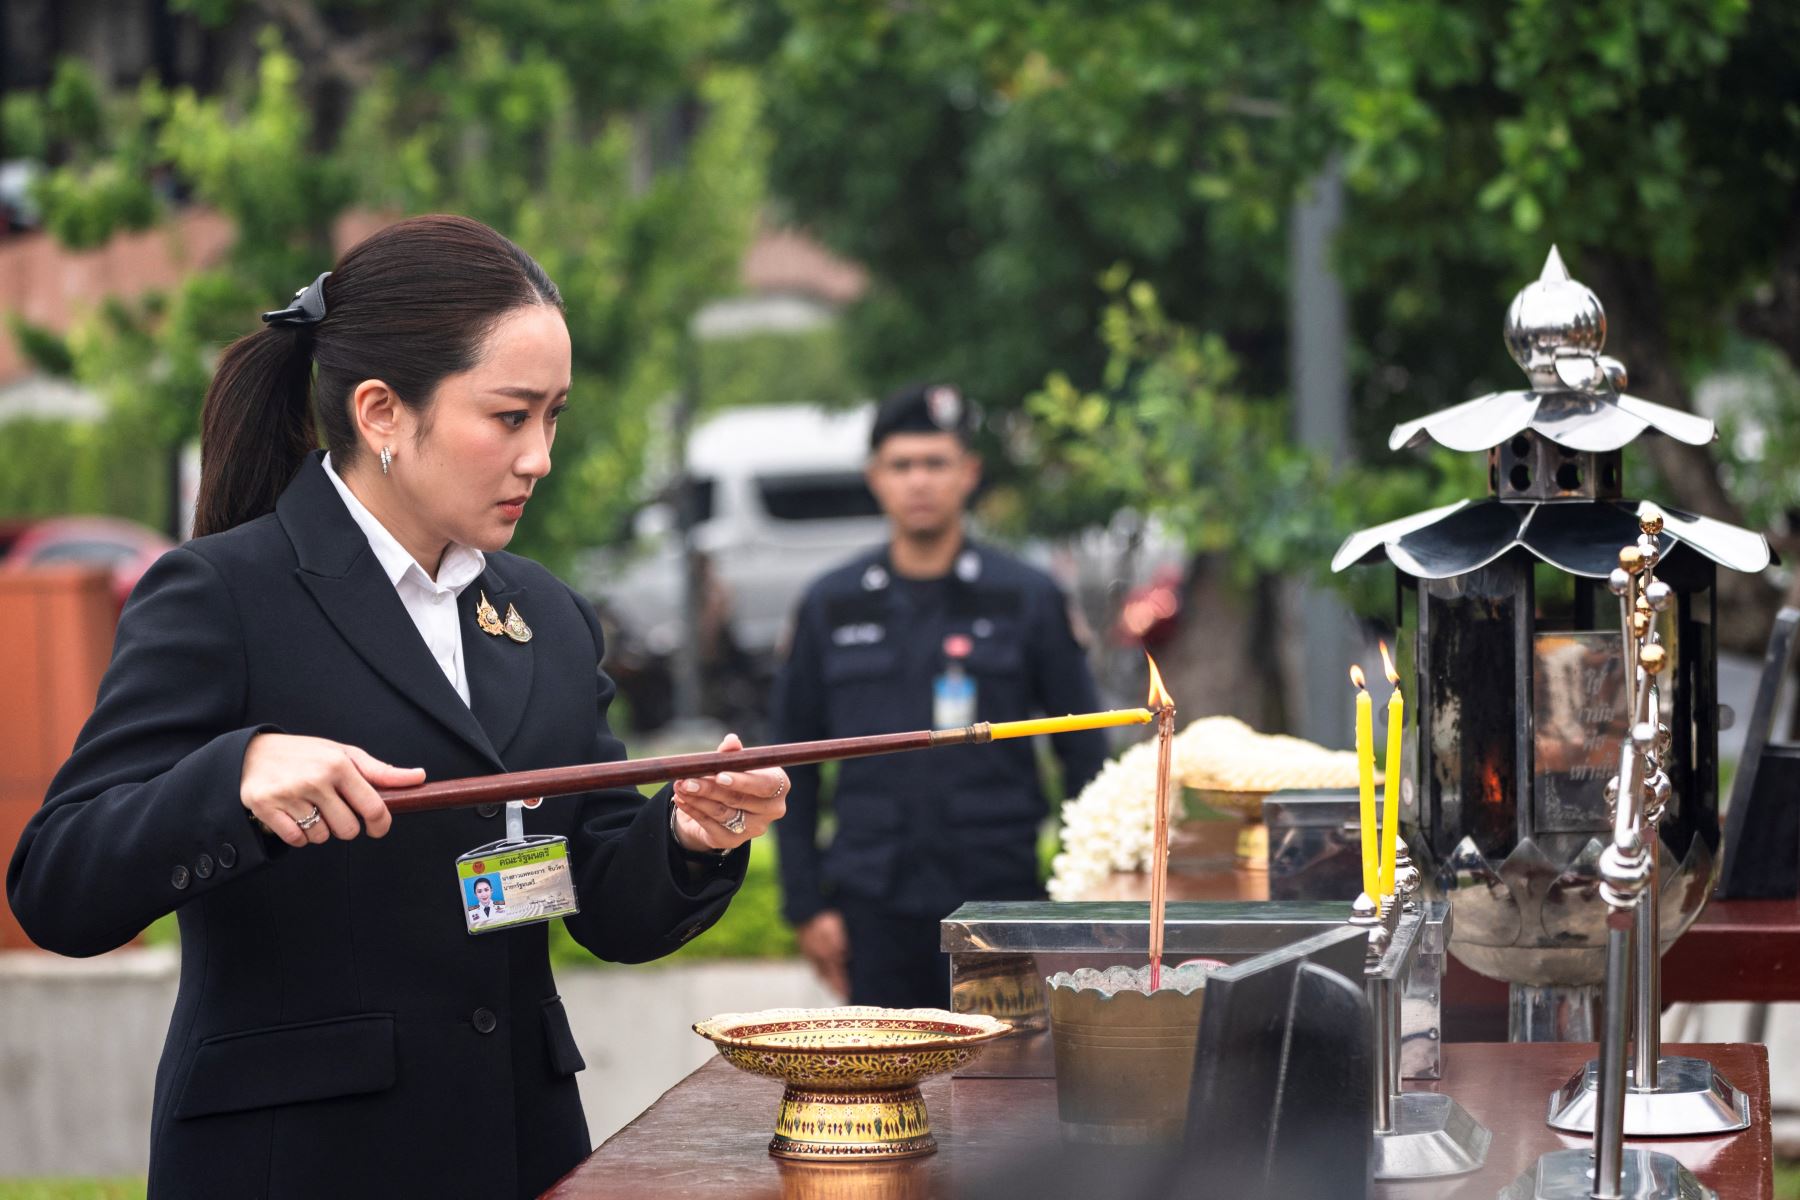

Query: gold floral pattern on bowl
[693,1006,1011,1160]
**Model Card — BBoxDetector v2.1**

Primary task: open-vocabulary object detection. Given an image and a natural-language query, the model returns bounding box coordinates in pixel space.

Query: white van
[576,404,885,729]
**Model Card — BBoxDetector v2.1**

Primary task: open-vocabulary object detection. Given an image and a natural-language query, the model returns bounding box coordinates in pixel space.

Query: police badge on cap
[926,386,962,430]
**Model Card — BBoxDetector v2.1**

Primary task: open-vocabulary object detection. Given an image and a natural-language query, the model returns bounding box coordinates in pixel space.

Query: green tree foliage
[3,35,350,519]
[8,61,158,248]
[6,8,767,566]
[754,0,1800,560]
[0,414,167,526]
[696,326,860,416]
[1017,271,1478,608]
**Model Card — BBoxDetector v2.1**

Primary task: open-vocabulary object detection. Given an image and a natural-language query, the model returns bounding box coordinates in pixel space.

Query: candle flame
[1349,664,1367,691]
[1379,640,1399,686]
[1145,652,1175,709]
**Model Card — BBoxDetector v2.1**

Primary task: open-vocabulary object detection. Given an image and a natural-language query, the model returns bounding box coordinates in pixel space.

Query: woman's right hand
[240,733,425,847]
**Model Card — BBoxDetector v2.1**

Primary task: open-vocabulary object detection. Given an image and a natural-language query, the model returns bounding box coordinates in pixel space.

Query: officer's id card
[934,670,976,728]
[934,633,978,729]
[454,835,578,935]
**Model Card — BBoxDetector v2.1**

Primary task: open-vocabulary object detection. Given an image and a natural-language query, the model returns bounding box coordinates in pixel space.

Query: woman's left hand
[671,732,787,854]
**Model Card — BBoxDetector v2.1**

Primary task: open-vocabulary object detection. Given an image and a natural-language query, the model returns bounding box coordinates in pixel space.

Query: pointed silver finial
[1540,244,1570,284]
[1504,246,1606,389]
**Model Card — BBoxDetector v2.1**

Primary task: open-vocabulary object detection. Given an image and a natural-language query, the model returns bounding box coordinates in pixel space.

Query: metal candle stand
[1350,845,1491,1180]
[1544,518,1751,1139]
[1504,513,1718,1200]
[1333,249,1772,1045]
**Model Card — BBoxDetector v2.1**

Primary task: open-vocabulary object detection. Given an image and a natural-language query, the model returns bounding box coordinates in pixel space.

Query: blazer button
[471,1008,498,1034]
[194,854,214,880]
[217,842,237,869]
[171,865,191,890]
[477,804,500,818]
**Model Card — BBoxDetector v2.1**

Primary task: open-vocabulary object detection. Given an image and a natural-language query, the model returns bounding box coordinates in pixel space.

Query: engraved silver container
[1332,249,1771,1040]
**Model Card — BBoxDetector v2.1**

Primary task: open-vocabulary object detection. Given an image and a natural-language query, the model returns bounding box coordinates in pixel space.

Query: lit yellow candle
[986,709,1154,739]
[1352,665,1376,900]
[1378,641,1403,897]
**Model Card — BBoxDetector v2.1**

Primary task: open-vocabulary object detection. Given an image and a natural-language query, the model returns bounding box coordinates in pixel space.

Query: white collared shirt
[321,453,486,707]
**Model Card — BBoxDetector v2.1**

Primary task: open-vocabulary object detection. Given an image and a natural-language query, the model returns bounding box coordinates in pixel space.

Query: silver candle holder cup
[1352,850,1492,1181]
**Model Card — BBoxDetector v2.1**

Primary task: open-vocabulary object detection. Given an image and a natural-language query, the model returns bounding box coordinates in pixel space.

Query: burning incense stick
[1146,655,1176,990]
[377,708,1154,815]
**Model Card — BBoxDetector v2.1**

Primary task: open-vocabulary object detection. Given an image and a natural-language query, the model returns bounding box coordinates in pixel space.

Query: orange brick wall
[0,210,236,387]
[0,207,404,389]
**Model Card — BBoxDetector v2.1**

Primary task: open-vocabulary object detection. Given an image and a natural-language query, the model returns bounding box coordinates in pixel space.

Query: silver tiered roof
[1386,247,1715,453]
[1331,497,1771,580]
[1333,247,1772,580]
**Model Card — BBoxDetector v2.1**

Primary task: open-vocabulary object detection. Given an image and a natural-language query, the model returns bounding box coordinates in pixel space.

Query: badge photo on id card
[456,825,579,935]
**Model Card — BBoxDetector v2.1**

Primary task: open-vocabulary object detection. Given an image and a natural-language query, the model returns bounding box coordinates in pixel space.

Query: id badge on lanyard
[933,634,977,729]
[454,799,579,935]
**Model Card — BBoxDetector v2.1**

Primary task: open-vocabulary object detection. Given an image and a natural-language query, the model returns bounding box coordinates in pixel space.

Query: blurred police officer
[772,384,1108,1007]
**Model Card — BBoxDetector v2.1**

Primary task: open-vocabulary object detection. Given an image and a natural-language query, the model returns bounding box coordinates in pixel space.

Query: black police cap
[869,383,973,451]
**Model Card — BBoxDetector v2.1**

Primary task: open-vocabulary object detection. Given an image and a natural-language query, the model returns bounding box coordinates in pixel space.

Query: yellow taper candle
[1352,664,1377,900]
[987,709,1154,739]
[1378,641,1403,897]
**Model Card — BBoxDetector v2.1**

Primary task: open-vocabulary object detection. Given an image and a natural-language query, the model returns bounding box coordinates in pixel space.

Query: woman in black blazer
[6,215,788,1199]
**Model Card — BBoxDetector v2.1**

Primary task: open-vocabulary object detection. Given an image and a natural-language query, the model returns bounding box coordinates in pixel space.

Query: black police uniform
[772,540,1107,1007]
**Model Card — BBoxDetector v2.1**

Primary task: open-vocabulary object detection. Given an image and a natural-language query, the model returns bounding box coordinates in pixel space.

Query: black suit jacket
[6,455,746,1199]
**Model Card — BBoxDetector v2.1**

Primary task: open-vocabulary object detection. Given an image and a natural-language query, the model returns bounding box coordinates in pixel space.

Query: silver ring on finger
[723,808,748,835]
[773,780,788,799]
[295,804,323,831]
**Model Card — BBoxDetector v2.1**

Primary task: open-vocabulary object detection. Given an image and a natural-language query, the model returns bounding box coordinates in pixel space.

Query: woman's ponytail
[192,325,316,538]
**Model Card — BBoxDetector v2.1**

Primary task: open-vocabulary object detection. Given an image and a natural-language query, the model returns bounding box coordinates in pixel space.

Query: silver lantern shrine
[1332,248,1772,1041]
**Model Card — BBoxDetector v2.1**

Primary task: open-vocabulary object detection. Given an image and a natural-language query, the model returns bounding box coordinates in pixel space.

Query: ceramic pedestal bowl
[693,1006,1011,1161]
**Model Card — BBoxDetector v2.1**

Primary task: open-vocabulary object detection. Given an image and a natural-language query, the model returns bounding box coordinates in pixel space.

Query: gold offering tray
[693,1006,1010,1161]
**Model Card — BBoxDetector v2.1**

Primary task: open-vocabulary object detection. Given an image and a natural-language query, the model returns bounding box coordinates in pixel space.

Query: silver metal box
[1264,789,1362,902]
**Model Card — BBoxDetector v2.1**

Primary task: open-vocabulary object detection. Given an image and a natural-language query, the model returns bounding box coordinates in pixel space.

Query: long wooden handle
[377,724,992,815]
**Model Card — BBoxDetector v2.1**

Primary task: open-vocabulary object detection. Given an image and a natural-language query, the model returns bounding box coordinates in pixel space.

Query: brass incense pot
[693,1007,1010,1161]
[1045,961,1220,1145]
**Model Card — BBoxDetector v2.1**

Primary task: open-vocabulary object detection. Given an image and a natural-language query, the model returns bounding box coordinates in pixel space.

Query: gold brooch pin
[475,591,505,636]
[503,603,533,643]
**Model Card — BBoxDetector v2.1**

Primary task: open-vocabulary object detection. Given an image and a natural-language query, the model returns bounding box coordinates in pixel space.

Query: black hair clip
[261,271,332,326]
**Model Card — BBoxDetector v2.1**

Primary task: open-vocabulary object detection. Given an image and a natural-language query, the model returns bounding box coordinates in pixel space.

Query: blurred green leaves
[7,0,1798,573]
[6,8,767,561]
[7,62,158,248]
[7,37,334,471]
[1014,272,1478,601]
[758,0,1799,561]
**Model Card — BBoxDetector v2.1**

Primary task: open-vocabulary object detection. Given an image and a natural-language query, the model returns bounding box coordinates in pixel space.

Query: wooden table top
[543,1042,1772,1200]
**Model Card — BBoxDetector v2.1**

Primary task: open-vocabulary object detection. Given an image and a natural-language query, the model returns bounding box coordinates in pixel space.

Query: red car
[2,516,175,610]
